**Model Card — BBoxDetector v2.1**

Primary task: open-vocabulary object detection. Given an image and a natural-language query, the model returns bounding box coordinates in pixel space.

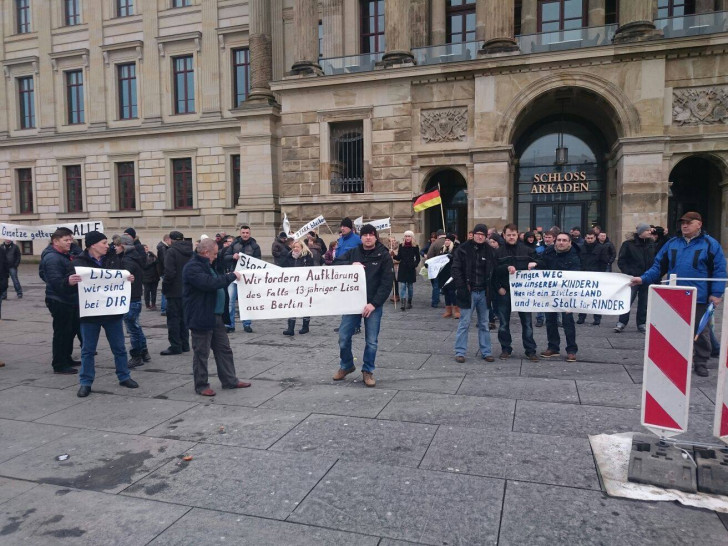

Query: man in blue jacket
[183,238,251,396]
[334,217,361,258]
[632,211,726,377]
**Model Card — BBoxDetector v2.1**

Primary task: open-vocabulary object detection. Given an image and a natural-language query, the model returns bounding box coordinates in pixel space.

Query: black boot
[400,300,406,311]
[283,319,295,336]
[128,350,144,369]
[407,299,412,309]
[298,318,310,335]
[141,347,151,362]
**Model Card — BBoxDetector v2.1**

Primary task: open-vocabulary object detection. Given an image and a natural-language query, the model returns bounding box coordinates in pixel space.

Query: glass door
[532,203,585,231]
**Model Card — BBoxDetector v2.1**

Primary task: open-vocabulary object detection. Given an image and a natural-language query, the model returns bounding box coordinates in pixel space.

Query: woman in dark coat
[281,240,315,336]
[393,230,420,311]
[142,246,161,309]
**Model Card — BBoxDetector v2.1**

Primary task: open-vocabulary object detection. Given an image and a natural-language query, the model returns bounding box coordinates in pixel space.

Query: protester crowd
[0,210,723,381]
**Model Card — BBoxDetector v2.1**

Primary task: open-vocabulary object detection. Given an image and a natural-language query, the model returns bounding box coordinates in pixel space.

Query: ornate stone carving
[673,86,728,126]
[420,107,468,143]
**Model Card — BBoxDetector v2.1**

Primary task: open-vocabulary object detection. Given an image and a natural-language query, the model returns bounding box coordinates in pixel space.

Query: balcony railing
[320,52,384,76]
[517,24,617,54]
[656,10,728,38]
[412,41,483,66]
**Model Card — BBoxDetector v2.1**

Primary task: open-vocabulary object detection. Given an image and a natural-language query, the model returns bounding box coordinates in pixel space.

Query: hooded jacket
[617,234,656,277]
[334,240,394,309]
[3,241,21,268]
[162,239,194,297]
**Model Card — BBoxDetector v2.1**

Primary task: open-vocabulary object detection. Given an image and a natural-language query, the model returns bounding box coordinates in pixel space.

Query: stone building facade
[1,0,728,256]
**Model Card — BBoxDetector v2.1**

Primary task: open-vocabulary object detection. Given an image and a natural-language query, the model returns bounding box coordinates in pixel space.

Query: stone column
[614,0,660,43]
[322,0,344,58]
[588,0,605,27]
[200,0,221,117]
[380,0,414,66]
[481,0,519,54]
[247,0,276,104]
[0,9,7,138]
[431,0,446,45]
[141,0,162,125]
[410,0,430,48]
[520,0,537,35]
[36,2,56,133]
[291,0,322,75]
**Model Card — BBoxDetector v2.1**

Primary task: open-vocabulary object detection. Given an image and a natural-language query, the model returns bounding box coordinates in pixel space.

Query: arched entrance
[668,156,724,242]
[424,169,467,241]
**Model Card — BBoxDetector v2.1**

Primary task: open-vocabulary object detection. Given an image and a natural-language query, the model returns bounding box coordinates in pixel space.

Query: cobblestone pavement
[1,264,727,544]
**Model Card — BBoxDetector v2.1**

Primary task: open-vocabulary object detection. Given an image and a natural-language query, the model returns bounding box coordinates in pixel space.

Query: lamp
[555,100,568,166]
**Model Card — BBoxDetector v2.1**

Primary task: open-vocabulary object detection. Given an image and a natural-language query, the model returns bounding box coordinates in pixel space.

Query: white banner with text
[509,270,632,315]
[292,215,326,241]
[235,254,281,271]
[75,266,131,317]
[236,265,367,320]
[1,221,104,242]
[425,254,451,280]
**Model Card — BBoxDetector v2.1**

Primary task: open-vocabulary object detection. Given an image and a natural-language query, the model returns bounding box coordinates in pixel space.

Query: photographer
[650,225,668,252]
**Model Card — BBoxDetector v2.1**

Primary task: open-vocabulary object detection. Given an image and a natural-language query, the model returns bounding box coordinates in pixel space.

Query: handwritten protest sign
[235,254,281,271]
[425,254,451,280]
[292,215,326,240]
[509,270,631,315]
[236,265,367,320]
[75,266,131,318]
[1,221,104,242]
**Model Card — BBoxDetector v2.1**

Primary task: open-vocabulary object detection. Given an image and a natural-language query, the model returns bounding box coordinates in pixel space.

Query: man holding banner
[224,225,260,333]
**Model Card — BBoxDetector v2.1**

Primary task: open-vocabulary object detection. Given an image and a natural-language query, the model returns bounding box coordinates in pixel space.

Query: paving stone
[0,477,37,506]
[65,370,190,399]
[36,394,197,435]
[0,419,75,465]
[252,362,358,387]
[289,461,504,545]
[161,378,287,407]
[0,483,189,544]
[390,339,455,355]
[124,443,336,519]
[260,384,397,418]
[378,390,515,430]
[420,355,523,376]
[353,368,464,394]
[498,481,728,545]
[458,376,579,404]
[521,361,634,383]
[353,351,431,370]
[0,385,87,421]
[0,429,195,493]
[270,414,436,467]
[0,364,102,389]
[420,426,599,490]
[574,348,644,365]
[514,400,642,437]
[144,404,308,449]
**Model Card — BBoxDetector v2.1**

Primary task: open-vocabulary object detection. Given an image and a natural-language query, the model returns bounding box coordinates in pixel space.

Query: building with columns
[1,0,728,257]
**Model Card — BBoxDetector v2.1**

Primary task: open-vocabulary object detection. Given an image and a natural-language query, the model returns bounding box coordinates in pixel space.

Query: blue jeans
[399,282,413,300]
[228,282,251,329]
[454,290,492,358]
[338,306,383,373]
[545,312,578,354]
[79,318,131,386]
[4,267,22,296]
[123,301,147,353]
[536,312,545,323]
[160,278,167,313]
[495,293,537,355]
[430,279,440,307]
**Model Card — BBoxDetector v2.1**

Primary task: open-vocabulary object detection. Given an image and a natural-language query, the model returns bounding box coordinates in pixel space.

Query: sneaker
[526,353,539,362]
[455,355,466,363]
[362,371,376,387]
[566,353,577,362]
[333,366,356,381]
[243,325,253,333]
[540,349,559,358]
[226,327,235,333]
[482,355,495,362]
[694,364,709,377]
[637,325,646,333]
[535,319,544,328]
[499,351,511,360]
[613,323,625,333]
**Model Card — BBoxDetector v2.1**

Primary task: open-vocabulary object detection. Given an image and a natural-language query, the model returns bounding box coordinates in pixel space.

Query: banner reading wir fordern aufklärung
[509,270,632,315]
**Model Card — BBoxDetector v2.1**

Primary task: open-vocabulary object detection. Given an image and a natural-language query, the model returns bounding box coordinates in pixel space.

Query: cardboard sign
[236,265,367,320]
[292,215,326,241]
[509,270,632,315]
[75,266,131,317]
[425,254,451,280]
[1,221,104,242]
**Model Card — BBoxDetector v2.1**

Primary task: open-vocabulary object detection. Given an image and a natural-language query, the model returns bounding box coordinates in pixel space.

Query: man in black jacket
[576,230,610,326]
[451,223,497,363]
[1,239,22,299]
[123,227,146,270]
[120,234,149,368]
[161,231,193,355]
[157,234,171,315]
[223,225,261,333]
[332,224,394,388]
[492,224,540,361]
[614,222,656,333]
[183,238,249,396]
[0,243,7,320]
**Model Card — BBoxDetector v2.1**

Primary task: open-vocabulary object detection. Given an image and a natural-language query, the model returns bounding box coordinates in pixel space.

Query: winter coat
[271,238,289,266]
[39,245,77,305]
[599,238,616,267]
[334,241,394,309]
[539,245,581,272]
[426,235,448,260]
[281,253,314,268]
[142,252,160,284]
[579,242,609,273]
[451,240,496,309]
[492,241,540,294]
[641,232,727,304]
[223,236,261,270]
[617,235,656,277]
[3,242,21,268]
[131,239,146,270]
[307,239,326,266]
[71,248,125,324]
[182,252,237,330]
[394,243,420,283]
[121,251,144,302]
[0,246,8,294]
[335,231,362,258]
[162,239,194,297]
[156,241,169,277]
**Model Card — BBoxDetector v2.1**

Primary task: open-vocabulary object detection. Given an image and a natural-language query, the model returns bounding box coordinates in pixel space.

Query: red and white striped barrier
[641,285,696,438]
[713,291,728,443]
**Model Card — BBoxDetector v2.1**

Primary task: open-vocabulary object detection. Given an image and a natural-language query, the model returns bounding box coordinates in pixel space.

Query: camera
[650,225,665,237]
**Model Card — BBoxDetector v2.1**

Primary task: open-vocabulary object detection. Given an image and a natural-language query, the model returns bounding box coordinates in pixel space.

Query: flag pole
[438,183,446,233]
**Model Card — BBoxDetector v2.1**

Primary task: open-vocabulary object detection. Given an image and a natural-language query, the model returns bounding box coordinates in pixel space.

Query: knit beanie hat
[85,231,107,248]
[636,223,651,236]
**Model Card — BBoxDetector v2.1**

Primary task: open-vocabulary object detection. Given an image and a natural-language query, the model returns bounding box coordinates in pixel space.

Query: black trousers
[143,282,158,307]
[165,297,189,352]
[191,315,238,392]
[619,284,650,326]
[45,298,80,370]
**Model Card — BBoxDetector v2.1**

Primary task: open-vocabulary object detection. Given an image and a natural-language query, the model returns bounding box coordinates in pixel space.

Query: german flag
[413,189,442,212]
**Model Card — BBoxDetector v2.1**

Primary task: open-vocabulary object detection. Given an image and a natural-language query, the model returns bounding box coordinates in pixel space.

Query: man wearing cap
[426,229,448,308]
[451,224,497,363]
[632,212,727,377]
[614,222,656,333]
[66,231,139,397]
[161,231,193,355]
[332,224,394,387]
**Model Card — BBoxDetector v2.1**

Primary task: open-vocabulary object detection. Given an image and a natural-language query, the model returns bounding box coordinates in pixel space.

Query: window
[65,0,80,25]
[330,121,364,194]
[17,168,33,213]
[173,55,195,114]
[360,0,385,54]
[18,77,35,129]
[232,154,240,206]
[605,0,618,25]
[514,0,522,35]
[65,165,83,212]
[172,0,191,7]
[20,241,33,255]
[657,0,695,18]
[16,0,30,33]
[318,20,324,58]
[117,63,137,119]
[117,162,136,211]
[117,0,133,17]
[232,49,250,107]
[172,158,193,209]
[538,0,586,32]
[66,70,84,125]
[446,0,476,44]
